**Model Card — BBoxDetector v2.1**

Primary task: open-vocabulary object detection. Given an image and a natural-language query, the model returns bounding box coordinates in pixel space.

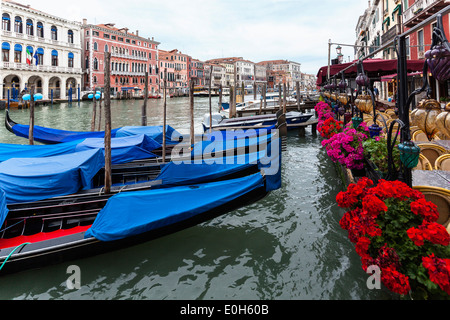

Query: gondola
[5,109,183,145]
[0,154,278,275]
[202,111,313,132]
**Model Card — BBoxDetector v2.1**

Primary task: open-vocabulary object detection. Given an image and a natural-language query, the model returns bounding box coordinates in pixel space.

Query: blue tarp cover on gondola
[11,123,122,144]
[0,149,104,204]
[0,140,81,162]
[8,111,181,145]
[115,125,182,145]
[191,131,273,158]
[156,151,265,187]
[0,189,9,230]
[0,135,160,164]
[84,173,265,242]
[74,134,159,164]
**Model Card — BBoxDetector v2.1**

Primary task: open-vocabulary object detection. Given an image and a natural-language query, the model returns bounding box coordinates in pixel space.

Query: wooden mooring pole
[278,83,282,109]
[218,84,222,112]
[104,52,112,194]
[28,86,35,145]
[91,91,97,131]
[142,71,148,126]
[163,68,167,163]
[209,68,212,132]
[189,79,195,148]
[97,94,102,132]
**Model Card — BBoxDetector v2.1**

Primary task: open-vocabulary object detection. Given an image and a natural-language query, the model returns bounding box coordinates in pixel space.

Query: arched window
[93,42,98,51]
[14,16,23,33]
[104,44,108,52]
[36,22,43,38]
[68,52,74,68]
[36,47,44,65]
[68,30,73,43]
[93,57,98,70]
[14,44,22,63]
[51,25,57,40]
[26,19,33,36]
[2,13,11,31]
[93,76,97,84]
[2,42,10,62]
[51,49,58,66]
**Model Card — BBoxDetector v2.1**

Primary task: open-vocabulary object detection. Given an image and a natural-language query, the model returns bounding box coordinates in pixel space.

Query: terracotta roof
[257,60,289,65]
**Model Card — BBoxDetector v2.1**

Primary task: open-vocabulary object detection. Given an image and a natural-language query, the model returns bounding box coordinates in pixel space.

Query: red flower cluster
[411,198,439,223]
[318,117,343,139]
[336,177,373,209]
[337,177,449,297]
[407,222,450,246]
[381,267,411,296]
[422,254,450,295]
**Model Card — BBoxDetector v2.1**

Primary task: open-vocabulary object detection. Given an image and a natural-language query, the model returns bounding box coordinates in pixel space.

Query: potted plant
[321,126,368,174]
[317,117,343,139]
[337,177,450,299]
[363,136,401,179]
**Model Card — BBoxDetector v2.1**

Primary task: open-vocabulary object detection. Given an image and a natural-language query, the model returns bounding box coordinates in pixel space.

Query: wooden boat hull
[0,176,268,275]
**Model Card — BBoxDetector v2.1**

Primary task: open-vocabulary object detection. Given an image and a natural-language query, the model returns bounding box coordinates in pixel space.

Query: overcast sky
[17,0,369,75]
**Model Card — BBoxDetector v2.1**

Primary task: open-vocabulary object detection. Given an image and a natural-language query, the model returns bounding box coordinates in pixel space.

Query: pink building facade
[82,20,160,97]
[158,49,189,95]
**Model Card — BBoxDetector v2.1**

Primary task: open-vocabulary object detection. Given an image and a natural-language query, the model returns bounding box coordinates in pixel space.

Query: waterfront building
[257,60,301,90]
[1,0,83,100]
[254,64,267,87]
[205,57,244,87]
[355,4,374,59]
[189,58,205,87]
[211,63,226,88]
[301,73,318,91]
[235,59,255,89]
[82,20,160,97]
[158,49,189,95]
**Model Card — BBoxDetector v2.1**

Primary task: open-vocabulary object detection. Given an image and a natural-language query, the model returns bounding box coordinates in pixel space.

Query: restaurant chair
[418,143,447,168]
[412,130,440,142]
[435,154,450,171]
[413,186,450,229]
[414,154,433,171]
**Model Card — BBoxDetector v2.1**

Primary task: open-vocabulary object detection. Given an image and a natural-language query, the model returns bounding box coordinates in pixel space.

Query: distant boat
[220,92,297,113]
[202,111,313,132]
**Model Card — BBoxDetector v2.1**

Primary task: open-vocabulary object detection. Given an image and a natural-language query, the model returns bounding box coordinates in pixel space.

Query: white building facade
[1,0,83,100]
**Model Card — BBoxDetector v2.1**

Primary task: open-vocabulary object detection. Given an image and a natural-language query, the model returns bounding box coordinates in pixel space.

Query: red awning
[380,71,423,82]
[316,58,425,86]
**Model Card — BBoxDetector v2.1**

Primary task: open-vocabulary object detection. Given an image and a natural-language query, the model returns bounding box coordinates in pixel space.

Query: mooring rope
[0,242,31,271]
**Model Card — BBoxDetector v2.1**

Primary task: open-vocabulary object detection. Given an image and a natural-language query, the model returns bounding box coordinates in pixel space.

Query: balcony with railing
[403,0,448,28]
[1,62,82,74]
[111,52,148,61]
[381,23,402,44]
[1,30,81,49]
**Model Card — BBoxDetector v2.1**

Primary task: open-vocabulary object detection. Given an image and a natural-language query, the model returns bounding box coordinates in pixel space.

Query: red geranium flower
[410,198,439,223]
[407,222,450,246]
[381,266,411,296]
[422,254,450,295]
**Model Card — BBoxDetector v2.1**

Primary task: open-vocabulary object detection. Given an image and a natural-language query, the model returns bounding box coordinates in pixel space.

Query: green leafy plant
[363,136,401,177]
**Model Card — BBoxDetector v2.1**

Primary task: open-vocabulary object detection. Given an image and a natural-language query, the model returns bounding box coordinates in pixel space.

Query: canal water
[0,98,394,300]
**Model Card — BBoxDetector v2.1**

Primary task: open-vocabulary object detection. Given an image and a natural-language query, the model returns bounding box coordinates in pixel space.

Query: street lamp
[336,45,343,64]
